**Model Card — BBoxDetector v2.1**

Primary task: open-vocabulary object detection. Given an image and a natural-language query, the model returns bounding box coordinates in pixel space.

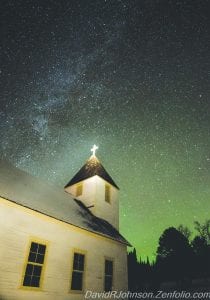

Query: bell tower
[64,145,119,229]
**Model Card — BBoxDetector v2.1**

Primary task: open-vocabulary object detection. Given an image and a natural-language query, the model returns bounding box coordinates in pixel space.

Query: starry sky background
[1,0,210,260]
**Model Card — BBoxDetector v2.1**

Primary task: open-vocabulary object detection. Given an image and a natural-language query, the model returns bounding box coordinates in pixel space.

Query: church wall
[95,176,119,229]
[65,177,97,209]
[0,197,128,300]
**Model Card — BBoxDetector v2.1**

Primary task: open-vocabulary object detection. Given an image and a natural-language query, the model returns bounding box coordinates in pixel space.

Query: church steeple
[64,146,119,229]
[65,147,119,190]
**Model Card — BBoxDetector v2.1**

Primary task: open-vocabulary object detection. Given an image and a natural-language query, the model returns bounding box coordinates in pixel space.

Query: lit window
[104,259,113,291]
[22,242,46,288]
[76,183,83,197]
[105,184,111,203]
[71,252,85,291]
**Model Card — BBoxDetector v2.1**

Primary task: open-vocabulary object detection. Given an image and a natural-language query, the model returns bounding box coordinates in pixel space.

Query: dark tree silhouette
[191,236,210,278]
[127,249,156,291]
[127,220,210,292]
[177,224,192,240]
[156,227,193,285]
[194,220,210,244]
[127,248,139,291]
[192,219,210,278]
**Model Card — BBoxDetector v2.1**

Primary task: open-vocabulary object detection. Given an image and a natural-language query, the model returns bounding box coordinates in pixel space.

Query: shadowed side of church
[0,147,130,299]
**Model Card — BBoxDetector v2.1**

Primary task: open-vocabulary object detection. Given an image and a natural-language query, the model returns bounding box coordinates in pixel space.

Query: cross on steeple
[91,144,98,156]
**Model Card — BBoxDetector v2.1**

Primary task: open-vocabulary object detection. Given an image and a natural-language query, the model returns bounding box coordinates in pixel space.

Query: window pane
[23,275,31,286]
[73,253,84,271]
[30,242,38,252]
[105,260,113,275]
[33,265,42,276]
[105,184,111,203]
[105,276,112,292]
[78,255,84,271]
[28,252,36,262]
[31,276,40,287]
[76,183,83,196]
[38,244,46,255]
[71,271,83,290]
[36,253,44,264]
[25,264,33,275]
[73,253,78,270]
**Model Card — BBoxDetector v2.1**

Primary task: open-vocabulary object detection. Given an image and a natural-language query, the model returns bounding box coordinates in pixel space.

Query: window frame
[76,183,83,197]
[70,249,86,293]
[104,257,114,292]
[20,238,48,290]
[105,183,111,203]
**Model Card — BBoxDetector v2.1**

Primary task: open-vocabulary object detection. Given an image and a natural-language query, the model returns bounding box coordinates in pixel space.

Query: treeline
[127,220,210,291]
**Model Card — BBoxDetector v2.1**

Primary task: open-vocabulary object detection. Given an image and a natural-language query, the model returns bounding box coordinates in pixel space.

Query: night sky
[1,0,210,260]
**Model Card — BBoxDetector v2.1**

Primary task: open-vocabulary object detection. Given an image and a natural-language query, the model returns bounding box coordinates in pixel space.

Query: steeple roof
[65,155,119,189]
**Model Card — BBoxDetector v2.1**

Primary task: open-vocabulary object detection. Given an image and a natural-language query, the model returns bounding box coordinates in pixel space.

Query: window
[105,184,111,203]
[71,252,85,291]
[22,242,46,288]
[104,259,113,291]
[76,183,83,197]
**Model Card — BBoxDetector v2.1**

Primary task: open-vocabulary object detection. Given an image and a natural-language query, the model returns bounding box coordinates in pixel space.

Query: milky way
[1,0,210,259]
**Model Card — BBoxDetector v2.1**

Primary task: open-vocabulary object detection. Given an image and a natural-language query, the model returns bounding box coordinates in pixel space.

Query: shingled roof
[0,160,129,246]
[65,155,119,189]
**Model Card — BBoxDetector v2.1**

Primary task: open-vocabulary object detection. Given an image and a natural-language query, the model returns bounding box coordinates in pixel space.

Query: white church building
[0,146,130,300]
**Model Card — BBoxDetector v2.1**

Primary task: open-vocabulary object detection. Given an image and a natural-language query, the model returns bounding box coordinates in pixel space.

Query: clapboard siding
[0,197,128,300]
